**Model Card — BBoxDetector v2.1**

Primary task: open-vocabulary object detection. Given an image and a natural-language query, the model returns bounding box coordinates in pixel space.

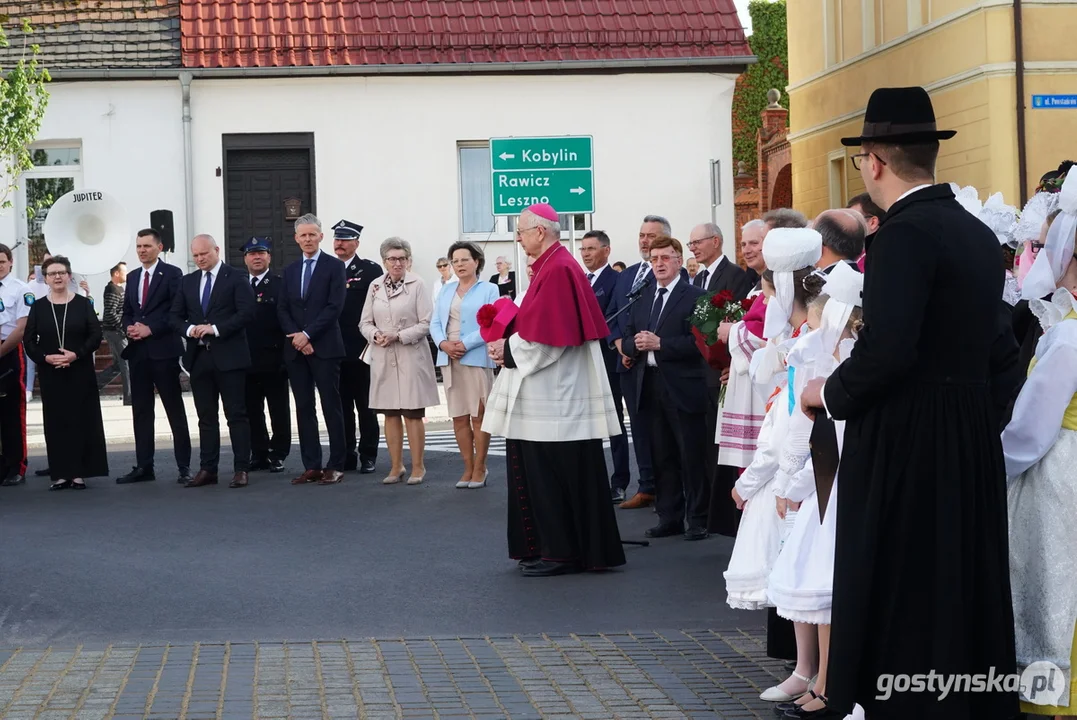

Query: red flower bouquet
[477,297,518,343]
[689,291,756,372]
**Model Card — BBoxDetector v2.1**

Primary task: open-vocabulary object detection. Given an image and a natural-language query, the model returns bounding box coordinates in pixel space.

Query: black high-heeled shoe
[49,479,72,491]
[71,480,87,490]
[784,692,841,718]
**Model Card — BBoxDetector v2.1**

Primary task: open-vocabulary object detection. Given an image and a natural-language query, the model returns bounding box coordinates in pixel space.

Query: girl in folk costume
[764,261,863,719]
[723,229,824,639]
[1003,169,1077,719]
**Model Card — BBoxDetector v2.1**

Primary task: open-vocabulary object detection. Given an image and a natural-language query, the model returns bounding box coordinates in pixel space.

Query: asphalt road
[0,447,762,647]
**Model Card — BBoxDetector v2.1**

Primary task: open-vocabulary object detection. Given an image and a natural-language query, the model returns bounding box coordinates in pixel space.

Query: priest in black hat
[800,87,1020,720]
[331,219,383,473]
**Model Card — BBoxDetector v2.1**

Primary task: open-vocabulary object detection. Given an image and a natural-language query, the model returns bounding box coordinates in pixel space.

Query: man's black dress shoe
[249,458,271,472]
[116,466,155,484]
[360,459,376,474]
[35,467,51,477]
[521,560,581,577]
[644,524,682,539]
[684,526,709,541]
[517,558,541,569]
[268,459,285,474]
[1,473,25,486]
[611,488,627,504]
[177,467,192,485]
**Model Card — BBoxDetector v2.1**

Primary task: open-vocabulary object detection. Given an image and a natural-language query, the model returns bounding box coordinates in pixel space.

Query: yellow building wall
[788,2,1077,215]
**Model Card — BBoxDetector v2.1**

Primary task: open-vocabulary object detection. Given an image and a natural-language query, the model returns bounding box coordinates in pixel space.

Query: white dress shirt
[646,273,680,367]
[249,269,269,286]
[586,264,611,286]
[188,259,223,339]
[696,256,728,290]
[137,260,159,307]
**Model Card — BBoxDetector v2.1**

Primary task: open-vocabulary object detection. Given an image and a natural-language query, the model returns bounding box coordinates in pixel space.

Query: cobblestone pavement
[0,628,787,719]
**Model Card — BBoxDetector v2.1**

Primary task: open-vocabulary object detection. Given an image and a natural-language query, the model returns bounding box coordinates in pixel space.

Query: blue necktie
[201,270,213,315]
[302,258,314,299]
[647,287,667,332]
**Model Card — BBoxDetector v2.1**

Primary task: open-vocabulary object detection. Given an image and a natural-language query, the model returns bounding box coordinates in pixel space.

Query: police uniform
[0,274,33,484]
[243,237,291,472]
[332,220,381,473]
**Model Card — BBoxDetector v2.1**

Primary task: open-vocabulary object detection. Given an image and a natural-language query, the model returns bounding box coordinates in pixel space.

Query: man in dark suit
[118,228,192,484]
[242,237,291,473]
[170,234,256,488]
[579,230,630,502]
[813,209,866,273]
[686,222,753,538]
[623,235,710,541]
[604,214,689,510]
[331,219,382,474]
[278,213,348,486]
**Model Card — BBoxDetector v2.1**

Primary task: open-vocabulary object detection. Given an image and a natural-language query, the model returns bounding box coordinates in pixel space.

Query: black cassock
[822,185,1021,720]
[25,295,108,481]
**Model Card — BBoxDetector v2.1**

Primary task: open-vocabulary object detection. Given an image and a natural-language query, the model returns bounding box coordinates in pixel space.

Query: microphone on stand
[605,271,653,324]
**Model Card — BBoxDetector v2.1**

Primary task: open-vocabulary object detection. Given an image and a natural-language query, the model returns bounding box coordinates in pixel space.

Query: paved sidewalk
[0,630,786,720]
[24,387,454,451]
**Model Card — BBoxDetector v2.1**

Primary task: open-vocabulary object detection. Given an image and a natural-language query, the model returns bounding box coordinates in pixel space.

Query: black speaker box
[150,209,175,253]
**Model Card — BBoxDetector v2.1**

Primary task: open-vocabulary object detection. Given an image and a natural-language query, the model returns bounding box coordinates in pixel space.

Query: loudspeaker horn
[41,189,131,275]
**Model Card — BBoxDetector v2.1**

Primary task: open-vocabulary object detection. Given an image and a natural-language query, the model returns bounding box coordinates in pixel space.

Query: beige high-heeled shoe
[383,472,404,485]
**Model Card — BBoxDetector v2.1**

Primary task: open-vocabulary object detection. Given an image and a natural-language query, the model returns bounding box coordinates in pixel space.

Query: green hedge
[732,1,790,173]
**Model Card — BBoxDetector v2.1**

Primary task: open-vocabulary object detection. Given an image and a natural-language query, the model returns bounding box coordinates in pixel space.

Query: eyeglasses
[686,236,718,248]
[436,264,449,269]
[515,226,540,238]
[45,270,70,277]
[385,256,408,264]
[850,152,887,171]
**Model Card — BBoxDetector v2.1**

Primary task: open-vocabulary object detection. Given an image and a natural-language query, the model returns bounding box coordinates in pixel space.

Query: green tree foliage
[732,1,789,173]
[0,17,51,212]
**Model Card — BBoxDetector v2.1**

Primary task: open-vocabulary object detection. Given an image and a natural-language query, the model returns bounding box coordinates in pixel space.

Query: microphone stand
[603,279,653,548]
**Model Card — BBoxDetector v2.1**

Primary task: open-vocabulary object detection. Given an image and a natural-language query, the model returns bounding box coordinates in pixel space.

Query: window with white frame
[17,141,83,270]
[457,141,590,241]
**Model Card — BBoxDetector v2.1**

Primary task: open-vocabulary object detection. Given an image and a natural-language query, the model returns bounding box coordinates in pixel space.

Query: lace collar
[1031,287,1077,333]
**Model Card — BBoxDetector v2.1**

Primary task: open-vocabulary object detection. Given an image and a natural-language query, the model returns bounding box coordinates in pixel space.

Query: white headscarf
[760,228,823,341]
[1022,171,1076,301]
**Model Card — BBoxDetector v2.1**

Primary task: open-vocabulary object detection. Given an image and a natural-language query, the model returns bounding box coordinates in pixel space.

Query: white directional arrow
[570,187,586,195]
[499,152,515,161]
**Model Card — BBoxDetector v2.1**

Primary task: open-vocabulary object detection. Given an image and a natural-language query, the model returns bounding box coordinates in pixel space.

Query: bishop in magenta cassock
[482,204,627,578]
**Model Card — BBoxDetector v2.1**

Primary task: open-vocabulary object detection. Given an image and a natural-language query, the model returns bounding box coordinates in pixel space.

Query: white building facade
[3,70,740,294]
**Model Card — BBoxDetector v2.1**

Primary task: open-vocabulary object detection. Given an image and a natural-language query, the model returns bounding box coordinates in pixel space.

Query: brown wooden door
[224,148,313,271]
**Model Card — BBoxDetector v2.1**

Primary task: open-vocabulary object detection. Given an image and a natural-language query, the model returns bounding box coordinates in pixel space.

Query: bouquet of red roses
[688,290,757,371]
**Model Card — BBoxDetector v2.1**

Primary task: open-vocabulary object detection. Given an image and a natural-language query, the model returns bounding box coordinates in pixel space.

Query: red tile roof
[180,0,750,69]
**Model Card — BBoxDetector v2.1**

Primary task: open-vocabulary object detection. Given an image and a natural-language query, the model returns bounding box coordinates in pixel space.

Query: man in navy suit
[278,213,348,486]
[603,215,688,510]
[118,228,192,484]
[580,230,631,502]
[171,234,257,488]
[623,236,711,541]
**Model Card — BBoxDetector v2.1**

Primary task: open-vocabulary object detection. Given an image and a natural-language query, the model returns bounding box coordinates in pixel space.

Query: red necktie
[141,269,149,306]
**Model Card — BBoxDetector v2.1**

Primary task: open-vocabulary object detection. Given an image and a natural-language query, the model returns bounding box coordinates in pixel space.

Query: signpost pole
[568,214,576,261]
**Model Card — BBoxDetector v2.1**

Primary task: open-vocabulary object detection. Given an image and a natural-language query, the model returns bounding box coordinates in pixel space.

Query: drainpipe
[1014,0,1028,206]
[179,71,196,272]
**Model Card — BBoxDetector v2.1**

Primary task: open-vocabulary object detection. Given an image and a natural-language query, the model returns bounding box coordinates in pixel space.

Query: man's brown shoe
[619,492,655,509]
[229,472,249,488]
[185,470,218,488]
[319,470,344,485]
[291,469,321,485]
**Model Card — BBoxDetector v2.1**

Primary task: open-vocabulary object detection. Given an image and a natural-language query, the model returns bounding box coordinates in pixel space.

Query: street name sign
[490,136,594,215]
[1032,94,1077,109]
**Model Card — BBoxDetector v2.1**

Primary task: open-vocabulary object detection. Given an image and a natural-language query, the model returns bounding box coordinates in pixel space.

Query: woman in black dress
[24,255,108,490]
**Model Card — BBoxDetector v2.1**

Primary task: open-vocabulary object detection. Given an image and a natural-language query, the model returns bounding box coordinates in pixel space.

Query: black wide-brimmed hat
[841,86,956,147]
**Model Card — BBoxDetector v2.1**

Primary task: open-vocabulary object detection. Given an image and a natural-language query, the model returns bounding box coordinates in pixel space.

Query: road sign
[1032,94,1077,109]
[490,136,594,215]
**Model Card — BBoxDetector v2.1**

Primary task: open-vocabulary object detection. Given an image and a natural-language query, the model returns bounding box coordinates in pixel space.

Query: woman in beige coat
[359,237,440,485]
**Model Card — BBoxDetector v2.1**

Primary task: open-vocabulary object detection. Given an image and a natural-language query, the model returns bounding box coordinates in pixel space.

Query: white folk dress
[1003,288,1077,712]
[723,325,806,610]
[716,316,767,468]
[766,333,853,625]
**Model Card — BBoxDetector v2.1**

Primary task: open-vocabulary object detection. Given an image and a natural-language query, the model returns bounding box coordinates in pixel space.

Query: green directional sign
[490,136,594,215]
